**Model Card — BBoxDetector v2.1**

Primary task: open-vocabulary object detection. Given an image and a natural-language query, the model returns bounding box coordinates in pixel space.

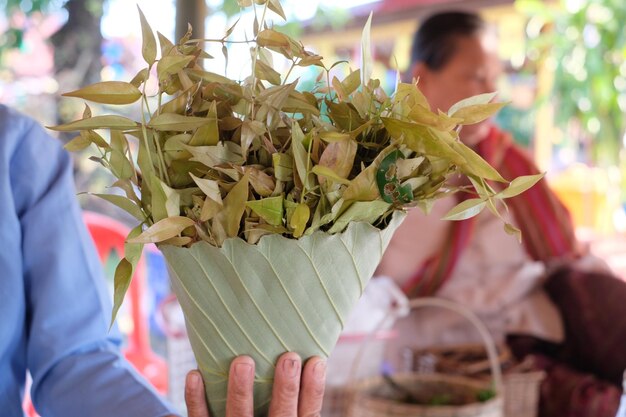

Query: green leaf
[148,113,210,131]
[342,69,361,97]
[63,81,142,105]
[326,101,365,131]
[441,198,487,221]
[497,173,545,199]
[110,224,146,328]
[64,135,91,151]
[124,224,144,270]
[212,174,249,244]
[90,193,145,221]
[137,7,157,65]
[381,118,465,166]
[48,115,138,131]
[109,131,134,180]
[291,121,315,190]
[376,150,414,204]
[394,83,430,110]
[130,68,150,88]
[360,12,373,86]
[82,130,110,149]
[272,153,293,182]
[246,196,284,226]
[111,258,133,329]
[328,200,391,233]
[190,101,219,146]
[151,174,181,222]
[157,55,194,81]
[128,216,195,244]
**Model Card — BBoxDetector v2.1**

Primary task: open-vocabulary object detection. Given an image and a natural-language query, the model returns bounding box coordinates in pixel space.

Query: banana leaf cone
[160,212,406,417]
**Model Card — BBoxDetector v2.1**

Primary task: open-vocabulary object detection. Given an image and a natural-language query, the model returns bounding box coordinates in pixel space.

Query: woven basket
[349,373,503,417]
[345,298,505,417]
[411,345,545,417]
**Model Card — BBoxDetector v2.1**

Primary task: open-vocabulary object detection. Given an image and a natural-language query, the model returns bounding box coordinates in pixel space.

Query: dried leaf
[128,216,195,244]
[64,135,91,151]
[148,113,210,131]
[63,81,142,105]
[190,101,219,146]
[497,173,545,199]
[360,12,373,86]
[272,153,293,182]
[318,139,357,181]
[90,193,145,221]
[442,198,487,221]
[49,115,138,131]
[137,7,157,65]
[212,174,249,244]
[190,173,223,204]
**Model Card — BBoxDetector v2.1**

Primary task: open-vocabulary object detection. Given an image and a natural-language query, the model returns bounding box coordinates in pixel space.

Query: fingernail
[313,360,326,381]
[283,359,299,378]
[188,372,200,390]
[234,363,253,383]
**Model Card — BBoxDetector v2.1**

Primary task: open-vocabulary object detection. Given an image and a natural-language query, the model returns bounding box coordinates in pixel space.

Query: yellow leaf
[290,203,310,238]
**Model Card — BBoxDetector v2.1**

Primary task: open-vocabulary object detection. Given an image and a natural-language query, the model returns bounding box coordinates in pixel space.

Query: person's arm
[13,119,176,416]
[182,353,326,417]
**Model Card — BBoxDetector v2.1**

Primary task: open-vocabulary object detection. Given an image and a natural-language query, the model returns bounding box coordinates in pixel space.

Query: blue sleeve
[12,118,178,416]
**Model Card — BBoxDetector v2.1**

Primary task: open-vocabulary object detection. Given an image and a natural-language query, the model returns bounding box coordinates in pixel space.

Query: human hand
[183,352,326,417]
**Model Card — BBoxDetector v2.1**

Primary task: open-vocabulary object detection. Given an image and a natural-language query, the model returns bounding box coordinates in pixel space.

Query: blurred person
[375,11,626,417]
[0,103,325,417]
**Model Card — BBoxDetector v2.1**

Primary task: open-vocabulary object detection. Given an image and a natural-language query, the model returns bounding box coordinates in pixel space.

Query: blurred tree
[1,0,104,88]
[51,0,104,90]
[176,0,205,43]
[523,0,626,168]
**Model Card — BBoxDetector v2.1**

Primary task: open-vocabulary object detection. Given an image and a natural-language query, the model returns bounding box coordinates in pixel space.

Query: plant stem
[139,69,158,181]
[282,59,296,86]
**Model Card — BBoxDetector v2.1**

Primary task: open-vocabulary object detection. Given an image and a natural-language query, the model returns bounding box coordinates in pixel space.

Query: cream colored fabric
[375,198,565,368]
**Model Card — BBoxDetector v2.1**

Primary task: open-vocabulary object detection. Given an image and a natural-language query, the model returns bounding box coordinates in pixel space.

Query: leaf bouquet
[51,2,541,416]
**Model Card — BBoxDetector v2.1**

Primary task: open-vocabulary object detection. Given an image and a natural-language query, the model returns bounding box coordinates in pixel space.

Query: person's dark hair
[410,11,486,71]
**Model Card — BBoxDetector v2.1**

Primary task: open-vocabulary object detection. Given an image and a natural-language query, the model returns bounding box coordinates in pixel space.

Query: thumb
[185,370,210,417]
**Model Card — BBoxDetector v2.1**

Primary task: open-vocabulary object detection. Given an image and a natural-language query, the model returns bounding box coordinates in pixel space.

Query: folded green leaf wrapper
[163,212,404,417]
[50,1,543,415]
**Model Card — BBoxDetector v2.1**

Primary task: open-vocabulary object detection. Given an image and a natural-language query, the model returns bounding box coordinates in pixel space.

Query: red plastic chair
[83,211,168,394]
